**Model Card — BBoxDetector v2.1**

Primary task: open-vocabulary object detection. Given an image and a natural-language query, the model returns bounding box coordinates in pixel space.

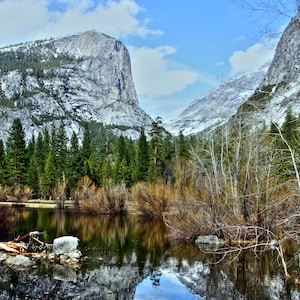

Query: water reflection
[0,207,299,299]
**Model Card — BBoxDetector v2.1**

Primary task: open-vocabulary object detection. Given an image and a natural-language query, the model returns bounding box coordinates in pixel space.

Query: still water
[0,206,300,299]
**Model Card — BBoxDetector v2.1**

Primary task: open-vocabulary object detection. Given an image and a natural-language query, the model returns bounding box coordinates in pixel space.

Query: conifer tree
[178,130,189,159]
[149,117,166,181]
[6,118,27,185]
[35,132,46,175]
[125,138,136,186]
[40,151,57,197]
[56,120,68,178]
[27,135,36,158]
[27,156,39,196]
[66,131,82,188]
[81,123,92,162]
[136,128,149,182]
[113,135,131,184]
[0,139,6,184]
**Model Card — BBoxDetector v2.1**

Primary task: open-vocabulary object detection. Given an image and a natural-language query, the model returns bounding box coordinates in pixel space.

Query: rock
[5,254,34,268]
[59,249,82,270]
[0,253,7,262]
[195,235,225,246]
[53,236,79,255]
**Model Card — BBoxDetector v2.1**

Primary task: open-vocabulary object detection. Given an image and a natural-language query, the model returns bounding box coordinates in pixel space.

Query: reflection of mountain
[0,259,143,299]
[0,251,290,299]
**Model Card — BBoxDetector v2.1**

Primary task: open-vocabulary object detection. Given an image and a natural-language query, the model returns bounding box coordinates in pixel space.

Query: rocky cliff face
[236,9,300,126]
[263,10,300,85]
[0,31,152,142]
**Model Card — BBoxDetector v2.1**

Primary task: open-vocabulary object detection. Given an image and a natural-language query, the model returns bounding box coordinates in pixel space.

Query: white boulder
[53,236,79,255]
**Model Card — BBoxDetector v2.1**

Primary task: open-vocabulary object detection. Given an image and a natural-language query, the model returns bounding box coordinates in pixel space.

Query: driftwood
[0,231,51,254]
[0,243,20,253]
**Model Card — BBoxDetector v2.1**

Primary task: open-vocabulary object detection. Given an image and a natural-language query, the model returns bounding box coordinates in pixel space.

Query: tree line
[0,117,191,200]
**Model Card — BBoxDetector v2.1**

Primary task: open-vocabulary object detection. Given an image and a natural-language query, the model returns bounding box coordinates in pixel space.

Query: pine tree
[125,138,136,186]
[0,139,6,184]
[40,151,57,197]
[56,120,68,178]
[136,128,149,182]
[281,109,300,147]
[6,118,27,185]
[27,156,39,196]
[66,131,82,189]
[35,132,46,175]
[113,135,131,184]
[27,135,36,158]
[178,130,189,159]
[149,117,166,181]
[81,123,92,162]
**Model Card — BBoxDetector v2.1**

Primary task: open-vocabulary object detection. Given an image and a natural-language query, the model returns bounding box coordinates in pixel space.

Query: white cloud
[130,46,198,97]
[0,0,162,46]
[229,42,275,74]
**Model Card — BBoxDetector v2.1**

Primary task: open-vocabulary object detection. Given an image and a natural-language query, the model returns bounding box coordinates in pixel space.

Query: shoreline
[0,201,73,209]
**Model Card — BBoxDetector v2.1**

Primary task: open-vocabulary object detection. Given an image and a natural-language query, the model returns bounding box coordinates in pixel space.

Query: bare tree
[234,0,299,17]
[233,0,300,38]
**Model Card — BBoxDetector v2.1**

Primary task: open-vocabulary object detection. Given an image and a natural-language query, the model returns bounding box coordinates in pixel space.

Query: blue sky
[0,0,297,119]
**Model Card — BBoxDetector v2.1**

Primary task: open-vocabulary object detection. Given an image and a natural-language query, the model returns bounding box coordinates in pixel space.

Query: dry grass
[2,185,33,202]
[130,182,174,219]
[74,176,128,215]
[0,185,10,201]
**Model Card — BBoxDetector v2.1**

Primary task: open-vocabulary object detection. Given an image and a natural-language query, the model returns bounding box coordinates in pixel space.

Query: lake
[0,206,299,299]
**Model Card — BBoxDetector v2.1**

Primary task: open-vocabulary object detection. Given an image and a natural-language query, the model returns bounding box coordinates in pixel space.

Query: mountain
[0,30,152,142]
[235,8,300,126]
[166,8,300,136]
[165,63,269,136]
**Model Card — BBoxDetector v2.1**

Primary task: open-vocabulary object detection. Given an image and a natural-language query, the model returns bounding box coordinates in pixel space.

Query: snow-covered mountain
[166,8,300,136]
[235,8,300,127]
[0,30,152,142]
[165,63,269,136]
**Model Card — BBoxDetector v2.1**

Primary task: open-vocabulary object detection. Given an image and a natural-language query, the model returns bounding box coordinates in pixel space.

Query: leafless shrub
[51,177,67,208]
[74,176,128,215]
[131,182,173,219]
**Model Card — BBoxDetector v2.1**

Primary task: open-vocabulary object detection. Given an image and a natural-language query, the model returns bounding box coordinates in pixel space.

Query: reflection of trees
[0,207,17,228]
[0,207,18,240]
[0,207,32,240]
[69,214,169,270]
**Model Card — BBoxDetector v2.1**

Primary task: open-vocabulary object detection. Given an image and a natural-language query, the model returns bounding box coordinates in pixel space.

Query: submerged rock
[0,253,7,262]
[5,254,34,268]
[195,235,225,251]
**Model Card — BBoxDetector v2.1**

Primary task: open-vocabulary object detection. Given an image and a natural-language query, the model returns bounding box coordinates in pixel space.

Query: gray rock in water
[195,235,225,246]
[53,236,79,255]
[0,253,7,262]
[5,254,34,267]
